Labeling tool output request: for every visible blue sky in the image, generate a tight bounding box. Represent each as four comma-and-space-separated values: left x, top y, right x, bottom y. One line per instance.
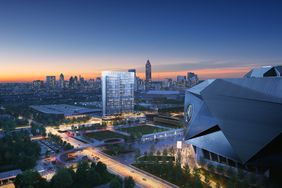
0, 0, 282, 81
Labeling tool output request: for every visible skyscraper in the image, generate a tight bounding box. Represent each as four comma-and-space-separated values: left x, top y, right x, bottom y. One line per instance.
59, 73, 64, 89
69, 76, 74, 89
128, 69, 137, 91
46, 76, 56, 89
145, 60, 151, 81
145, 60, 152, 90
102, 71, 135, 116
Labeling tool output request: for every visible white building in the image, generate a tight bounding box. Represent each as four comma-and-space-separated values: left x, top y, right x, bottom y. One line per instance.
102, 71, 135, 116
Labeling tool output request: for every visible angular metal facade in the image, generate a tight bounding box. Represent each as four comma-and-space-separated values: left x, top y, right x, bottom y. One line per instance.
184, 76, 282, 169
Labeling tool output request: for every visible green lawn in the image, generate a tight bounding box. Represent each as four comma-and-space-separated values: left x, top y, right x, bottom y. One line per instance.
83, 130, 129, 141
119, 125, 167, 137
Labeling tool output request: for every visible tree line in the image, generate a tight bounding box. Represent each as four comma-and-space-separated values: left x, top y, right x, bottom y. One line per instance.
15, 161, 135, 188
0, 131, 40, 171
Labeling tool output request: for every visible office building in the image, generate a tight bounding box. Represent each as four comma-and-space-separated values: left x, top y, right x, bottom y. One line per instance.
128, 69, 137, 91
46, 76, 56, 89
184, 66, 282, 183
145, 60, 152, 90
59, 73, 64, 89
32, 80, 44, 90
163, 78, 173, 88
177, 75, 186, 83
187, 72, 199, 87
102, 71, 135, 116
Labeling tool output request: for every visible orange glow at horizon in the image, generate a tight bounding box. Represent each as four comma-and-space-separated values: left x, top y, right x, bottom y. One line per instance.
0, 66, 251, 82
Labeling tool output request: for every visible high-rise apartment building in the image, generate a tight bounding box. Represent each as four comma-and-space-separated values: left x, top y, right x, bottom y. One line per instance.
46, 76, 56, 89
102, 71, 135, 116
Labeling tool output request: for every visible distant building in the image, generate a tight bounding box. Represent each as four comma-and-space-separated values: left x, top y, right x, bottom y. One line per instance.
177, 75, 186, 83
32, 80, 44, 90
95, 77, 102, 89
150, 81, 162, 90
46, 76, 56, 89
128, 69, 137, 91
30, 104, 101, 119
136, 77, 145, 91
59, 73, 64, 89
69, 76, 75, 89
102, 71, 135, 116
163, 78, 173, 88
187, 72, 199, 87
74, 76, 78, 88
79, 75, 85, 86
145, 60, 152, 90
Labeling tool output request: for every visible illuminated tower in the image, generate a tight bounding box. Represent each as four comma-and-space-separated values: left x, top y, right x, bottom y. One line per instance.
145, 60, 152, 90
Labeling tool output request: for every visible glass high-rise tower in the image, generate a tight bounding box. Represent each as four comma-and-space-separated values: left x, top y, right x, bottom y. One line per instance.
102, 71, 135, 116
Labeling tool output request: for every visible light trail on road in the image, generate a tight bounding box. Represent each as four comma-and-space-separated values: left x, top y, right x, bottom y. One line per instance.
46, 126, 177, 188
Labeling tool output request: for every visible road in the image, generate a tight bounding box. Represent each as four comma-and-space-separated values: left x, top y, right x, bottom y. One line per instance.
83, 148, 176, 188
46, 127, 177, 188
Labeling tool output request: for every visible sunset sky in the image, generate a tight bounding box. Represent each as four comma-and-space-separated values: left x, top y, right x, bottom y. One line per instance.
0, 0, 282, 82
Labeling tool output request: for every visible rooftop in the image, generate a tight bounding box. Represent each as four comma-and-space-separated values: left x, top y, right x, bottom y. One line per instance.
30, 104, 100, 116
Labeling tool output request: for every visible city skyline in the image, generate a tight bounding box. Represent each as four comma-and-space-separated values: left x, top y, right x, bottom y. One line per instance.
1, 0, 282, 82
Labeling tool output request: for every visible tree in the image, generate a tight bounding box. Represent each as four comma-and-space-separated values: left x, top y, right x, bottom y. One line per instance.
110, 176, 123, 188
51, 168, 73, 188
162, 148, 168, 156
15, 170, 49, 188
124, 176, 135, 188
176, 150, 182, 165
216, 165, 224, 175
183, 163, 190, 176
31, 123, 46, 136
1, 119, 16, 132
149, 144, 156, 156
135, 148, 141, 161
207, 163, 215, 173
204, 173, 211, 186
0, 131, 40, 170
194, 176, 203, 188
168, 146, 175, 156
86, 168, 101, 186
75, 161, 89, 183
90, 161, 96, 169
95, 161, 107, 178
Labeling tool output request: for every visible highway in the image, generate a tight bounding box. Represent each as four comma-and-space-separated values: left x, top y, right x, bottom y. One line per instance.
46, 127, 177, 188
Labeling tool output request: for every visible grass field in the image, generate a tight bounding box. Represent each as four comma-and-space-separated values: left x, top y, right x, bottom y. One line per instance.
119, 125, 167, 137
84, 130, 129, 141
